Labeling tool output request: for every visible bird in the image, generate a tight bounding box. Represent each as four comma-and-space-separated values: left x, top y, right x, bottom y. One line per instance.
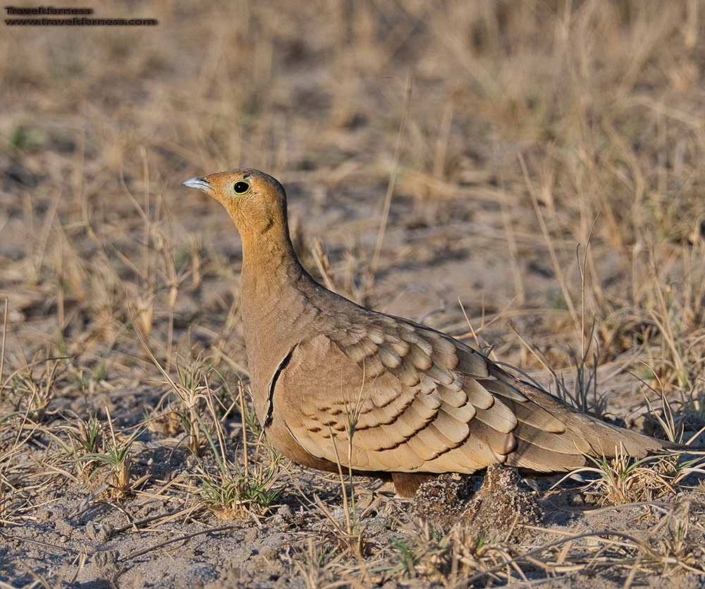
183, 169, 681, 498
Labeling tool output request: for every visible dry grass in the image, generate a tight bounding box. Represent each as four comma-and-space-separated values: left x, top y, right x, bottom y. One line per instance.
1, 0, 705, 586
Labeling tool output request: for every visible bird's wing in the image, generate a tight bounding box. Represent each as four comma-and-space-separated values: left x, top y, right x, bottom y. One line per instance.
275, 312, 662, 474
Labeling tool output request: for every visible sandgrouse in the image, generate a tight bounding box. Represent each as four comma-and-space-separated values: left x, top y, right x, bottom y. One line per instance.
184, 169, 679, 497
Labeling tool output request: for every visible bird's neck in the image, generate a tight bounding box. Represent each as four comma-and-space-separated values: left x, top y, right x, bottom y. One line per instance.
239, 222, 307, 300
237, 222, 319, 421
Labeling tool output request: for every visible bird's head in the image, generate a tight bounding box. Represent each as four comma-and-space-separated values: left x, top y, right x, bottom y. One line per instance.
182, 169, 288, 236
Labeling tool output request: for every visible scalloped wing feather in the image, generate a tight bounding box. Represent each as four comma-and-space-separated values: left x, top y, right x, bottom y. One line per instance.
275, 314, 666, 475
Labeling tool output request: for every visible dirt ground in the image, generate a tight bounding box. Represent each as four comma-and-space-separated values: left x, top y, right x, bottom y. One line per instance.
1, 1, 705, 587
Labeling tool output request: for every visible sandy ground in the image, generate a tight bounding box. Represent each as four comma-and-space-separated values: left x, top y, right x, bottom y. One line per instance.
1, 1, 705, 587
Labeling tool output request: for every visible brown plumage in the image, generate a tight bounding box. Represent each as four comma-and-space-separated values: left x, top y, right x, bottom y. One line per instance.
183, 169, 676, 497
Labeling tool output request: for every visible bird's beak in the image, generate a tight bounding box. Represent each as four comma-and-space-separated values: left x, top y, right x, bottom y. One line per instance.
182, 177, 212, 193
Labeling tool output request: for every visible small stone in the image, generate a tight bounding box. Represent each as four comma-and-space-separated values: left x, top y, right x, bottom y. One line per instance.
568, 493, 585, 507
258, 545, 277, 560
86, 521, 112, 543
243, 528, 258, 543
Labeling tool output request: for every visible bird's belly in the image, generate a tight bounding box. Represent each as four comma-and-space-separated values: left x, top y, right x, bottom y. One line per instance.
265, 412, 341, 473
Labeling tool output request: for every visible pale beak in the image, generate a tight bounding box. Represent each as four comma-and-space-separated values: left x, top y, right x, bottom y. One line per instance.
182, 177, 211, 193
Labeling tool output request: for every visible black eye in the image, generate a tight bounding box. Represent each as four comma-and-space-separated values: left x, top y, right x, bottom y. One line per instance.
234, 181, 250, 194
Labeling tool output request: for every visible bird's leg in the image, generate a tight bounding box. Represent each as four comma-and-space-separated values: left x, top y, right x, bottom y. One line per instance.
392, 473, 437, 498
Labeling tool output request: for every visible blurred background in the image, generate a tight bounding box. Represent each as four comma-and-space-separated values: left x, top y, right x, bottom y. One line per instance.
2, 0, 703, 401
1, 0, 704, 416
2, 1, 705, 585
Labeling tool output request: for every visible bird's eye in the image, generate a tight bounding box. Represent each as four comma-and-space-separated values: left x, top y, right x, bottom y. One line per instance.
233, 181, 250, 194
